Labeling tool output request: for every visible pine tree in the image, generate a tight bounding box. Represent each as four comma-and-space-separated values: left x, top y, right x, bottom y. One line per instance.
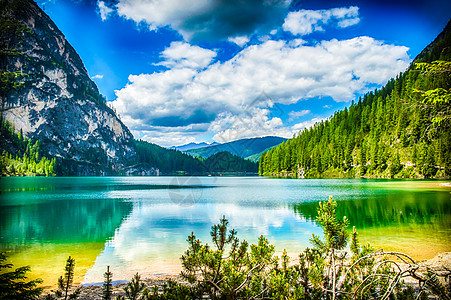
57, 256, 79, 300
0, 252, 43, 299
124, 273, 145, 300
102, 266, 113, 300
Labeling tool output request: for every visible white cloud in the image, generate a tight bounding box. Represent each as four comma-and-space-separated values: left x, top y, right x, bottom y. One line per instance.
136, 131, 198, 148
283, 6, 360, 36
157, 42, 217, 69
92, 74, 104, 79
288, 110, 311, 121
132, 123, 210, 147
97, 1, 113, 21
228, 36, 250, 47
113, 36, 409, 144
209, 108, 293, 143
291, 117, 326, 133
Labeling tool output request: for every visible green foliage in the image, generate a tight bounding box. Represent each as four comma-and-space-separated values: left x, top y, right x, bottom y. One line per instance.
124, 273, 145, 300
0, 115, 56, 176
313, 196, 350, 251
56, 256, 79, 300
103, 266, 113, 300
0, 71, 24, 96
415, 60, 451, 72
259, 58, 451, 179
204, 151, 258, 173
134, 140, 203, 174
0, 252, 43, 300
181, 216, 277, 299
146, 280, 196, 300
389, 152, 402, 177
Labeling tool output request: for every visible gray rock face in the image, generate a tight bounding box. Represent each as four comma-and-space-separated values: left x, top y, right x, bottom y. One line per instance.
0, 0, 137, 175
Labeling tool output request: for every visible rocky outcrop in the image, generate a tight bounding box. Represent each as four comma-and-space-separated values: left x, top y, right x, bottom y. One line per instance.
0, 0, 137, 175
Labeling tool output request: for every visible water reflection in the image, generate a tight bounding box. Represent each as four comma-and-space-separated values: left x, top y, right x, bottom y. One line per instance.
293, 191, 451, 228
83, 200, 316, 284
0, 198, 132, 245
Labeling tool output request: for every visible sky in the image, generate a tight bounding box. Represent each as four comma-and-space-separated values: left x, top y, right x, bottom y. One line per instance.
36, 0, 451, 147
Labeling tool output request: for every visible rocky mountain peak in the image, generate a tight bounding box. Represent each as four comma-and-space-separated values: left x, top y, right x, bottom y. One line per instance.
0, 0, 137, 175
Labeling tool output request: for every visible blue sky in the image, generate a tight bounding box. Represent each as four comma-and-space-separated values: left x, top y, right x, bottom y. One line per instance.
36, 0, 450, 147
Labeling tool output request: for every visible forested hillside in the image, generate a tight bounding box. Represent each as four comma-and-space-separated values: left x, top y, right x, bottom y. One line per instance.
259, 21, 451, 179
134, 140, 258, 175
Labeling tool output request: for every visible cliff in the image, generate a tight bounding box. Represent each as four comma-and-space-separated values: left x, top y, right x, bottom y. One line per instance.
0, 0, 137, 175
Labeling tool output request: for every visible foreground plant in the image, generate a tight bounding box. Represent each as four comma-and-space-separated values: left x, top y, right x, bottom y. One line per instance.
0, 252, 43, 299
124, 273, 145, 300
179, 197, 450, 299
103, 266, 113, 300
181, 215, 277, 299
55, 256, 80, 300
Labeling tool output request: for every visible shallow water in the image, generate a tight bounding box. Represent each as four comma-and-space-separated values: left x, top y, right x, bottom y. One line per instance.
0, 176, 449, 287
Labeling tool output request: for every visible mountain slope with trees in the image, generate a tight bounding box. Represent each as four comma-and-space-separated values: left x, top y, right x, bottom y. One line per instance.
134, 141, 258, 175
259, 20, 451, 179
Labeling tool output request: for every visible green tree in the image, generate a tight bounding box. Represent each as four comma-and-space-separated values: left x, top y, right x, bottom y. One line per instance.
124, 273, 145, 300
57, 256, 79, 300
390, 151, 403, 177
181, 216, 277, 299
0, 252, 43, 300
103, 266, 113, 300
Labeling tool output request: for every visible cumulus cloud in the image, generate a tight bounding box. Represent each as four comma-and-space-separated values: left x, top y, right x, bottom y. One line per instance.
92, 74, 104, 79
157, 42, 216, 70
209, 108, 292, 143
115, 0, 290, 41
228, 36, 250, 47
288, 110, 311, 121
97, 1, 113, 21
283, 6, 360, 36
291, 117, 326, 133
113, 36, 409, 144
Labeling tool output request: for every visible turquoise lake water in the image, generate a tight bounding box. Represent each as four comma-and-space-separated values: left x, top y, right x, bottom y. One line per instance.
0, 176, 449, 286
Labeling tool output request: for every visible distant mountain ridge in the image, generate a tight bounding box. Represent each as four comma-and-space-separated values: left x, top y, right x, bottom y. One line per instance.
185, 136, 287, 161
170, 142, 220, 152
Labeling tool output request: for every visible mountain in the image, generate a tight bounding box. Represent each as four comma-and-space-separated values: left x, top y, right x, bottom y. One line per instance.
0, 0, 263, 176
170, 142, 220, 152
185, 136, 287, 160
0, 0, 136, 175
259, 20, 451, 179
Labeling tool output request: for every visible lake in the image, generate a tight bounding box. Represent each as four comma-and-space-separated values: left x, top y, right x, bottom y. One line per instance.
0, 176, 450, 288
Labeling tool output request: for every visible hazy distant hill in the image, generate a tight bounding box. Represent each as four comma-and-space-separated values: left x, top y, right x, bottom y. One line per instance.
170, 142, 220, 152
185, 136, 287, 160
